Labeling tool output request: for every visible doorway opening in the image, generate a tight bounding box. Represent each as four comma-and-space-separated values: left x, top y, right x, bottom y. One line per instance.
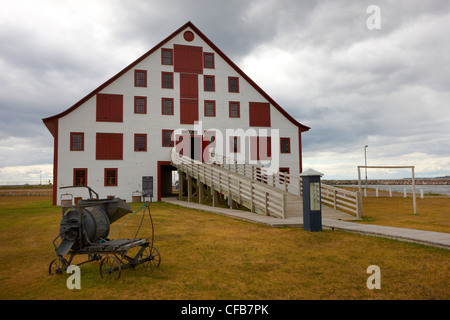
158, 161, 178, 201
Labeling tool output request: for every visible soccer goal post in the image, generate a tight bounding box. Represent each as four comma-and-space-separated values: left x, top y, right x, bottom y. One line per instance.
357, 165, 417, 214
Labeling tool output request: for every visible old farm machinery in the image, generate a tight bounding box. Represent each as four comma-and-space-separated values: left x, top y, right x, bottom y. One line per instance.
49, 186, 161, 280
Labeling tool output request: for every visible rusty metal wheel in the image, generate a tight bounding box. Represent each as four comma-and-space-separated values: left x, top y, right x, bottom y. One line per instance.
49, 256, 68, 275
100, 255, 122, 280
141, 246, 161, 269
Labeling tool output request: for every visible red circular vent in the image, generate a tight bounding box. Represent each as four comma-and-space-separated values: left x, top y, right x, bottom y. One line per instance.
183, 31, 194, 41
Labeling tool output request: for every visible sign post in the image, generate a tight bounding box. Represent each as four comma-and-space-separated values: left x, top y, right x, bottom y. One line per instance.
300, 169, 324, 232
142, 176, 153, 202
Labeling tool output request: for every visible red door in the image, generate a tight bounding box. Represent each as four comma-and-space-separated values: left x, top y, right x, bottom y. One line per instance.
180, 99, 198, 124
174, 45, 203, 74
180, 74, 198, 99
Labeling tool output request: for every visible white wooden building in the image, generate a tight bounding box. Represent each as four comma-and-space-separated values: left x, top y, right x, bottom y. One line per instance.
43, 22, 310, 205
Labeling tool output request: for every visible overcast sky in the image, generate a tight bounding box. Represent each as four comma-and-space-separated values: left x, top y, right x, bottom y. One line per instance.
1, 0, 449, 183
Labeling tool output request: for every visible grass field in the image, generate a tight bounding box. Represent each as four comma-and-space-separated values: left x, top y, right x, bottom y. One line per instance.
358, 196, 450, 233
0, 195, 448, 300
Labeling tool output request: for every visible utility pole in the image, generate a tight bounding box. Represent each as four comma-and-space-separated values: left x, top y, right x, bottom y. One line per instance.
364, 145, 368, 191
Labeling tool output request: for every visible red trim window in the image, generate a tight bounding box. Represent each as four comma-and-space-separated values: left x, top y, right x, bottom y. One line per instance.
204, 52, 214, 69
279, 167, 290, 174
162, 72, 173, 89
204, 75, 215, 92
104, 168, 118, 186
228, 77, 239, 93
280, 138, 291, 153
70, 132, 84, 151
161, 48, 173, 65
230, 136, 241, 153
134, 70, 147, 87
162, 98, 174, 115
162, 130, 174, 147
229, 101, 240, 118
134, 134, 147, 152
204, 100, 215, 117
73, 168, 87, 186
134, 96, 147, 114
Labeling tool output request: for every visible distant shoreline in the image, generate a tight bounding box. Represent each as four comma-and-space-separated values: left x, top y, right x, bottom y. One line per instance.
323, 179, 450, 186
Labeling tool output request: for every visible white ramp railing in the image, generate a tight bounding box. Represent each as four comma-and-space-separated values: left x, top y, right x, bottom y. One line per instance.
171, 151, 288, 219
208, 152, 363, 218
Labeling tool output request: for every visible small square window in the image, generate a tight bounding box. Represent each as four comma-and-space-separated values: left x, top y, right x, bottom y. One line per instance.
280, 138, 291, 153
204, 100, 215, 117
204, 75, 215, 92
279, 167, 290, 174
70, 132, 84, 151
162, 130, 174, 147
204, 53, 214, 68
134, 97, 147, 114
134, 134, 147, 152
162, 48, 173, 65
162, 98, 174, 115
162, 72, 173, 89
228, 77, 239, 93
105, 168, 118, 187
229, 102, 240, 118
73, 168, 87, 186
135, 70, 147, 87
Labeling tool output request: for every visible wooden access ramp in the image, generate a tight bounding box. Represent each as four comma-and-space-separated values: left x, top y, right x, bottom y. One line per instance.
171, 151, 360, 220
172, 151, 300, 219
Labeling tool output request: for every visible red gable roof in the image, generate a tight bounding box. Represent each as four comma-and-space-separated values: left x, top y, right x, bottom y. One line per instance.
42, 21, 310, 136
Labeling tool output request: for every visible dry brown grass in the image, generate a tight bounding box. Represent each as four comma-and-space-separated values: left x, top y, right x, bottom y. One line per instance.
335, 186, 450, 233
357, 196, 450, 233
0, 195, 448, 300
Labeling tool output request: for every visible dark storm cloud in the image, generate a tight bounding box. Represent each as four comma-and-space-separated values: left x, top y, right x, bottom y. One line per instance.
0, 0, 449, 180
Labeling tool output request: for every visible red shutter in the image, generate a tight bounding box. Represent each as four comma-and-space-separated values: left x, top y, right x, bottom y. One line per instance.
249, 102, 270, 127
174, 45, 188, 73
180, 74, 198, 99
259, 137, 272, 160
174, 45, 203, 74
96, 133, 123, 160
110, 96, 123, 122
97, 94, 123, 122
189, 46, 203, 74
250, 137, 258, 160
